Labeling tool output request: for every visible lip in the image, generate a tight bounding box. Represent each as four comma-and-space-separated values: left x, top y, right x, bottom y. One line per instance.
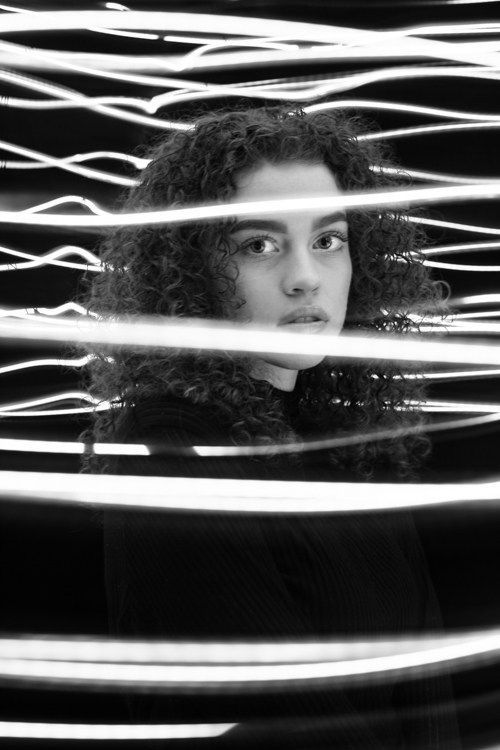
278, 306, 329, 326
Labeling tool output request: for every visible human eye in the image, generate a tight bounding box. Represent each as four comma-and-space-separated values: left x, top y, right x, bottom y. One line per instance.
238, 235, 280, 256
313, 230, 348, 252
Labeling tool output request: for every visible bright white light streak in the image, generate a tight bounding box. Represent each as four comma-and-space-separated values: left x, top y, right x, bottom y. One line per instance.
402, 21, 500, 37
423, 259, 500, 271
407, 368, 500, 380
0, 405, 111, 418
250, 66, 500, 98
19, 195, 109, 216
0, 721, 234, 741
5, 316, 500, 368
409, 216, 500, 236
2, 11, 500, 69
304, 98, 500, 122
90, 27, 161, 41
423, 241, 500, 256
146, 67, 500, 110
449, 0, 500, 4
446, 320, 500, 333
3, 183, 500, 228
376, 165, 500, 185
1, 412, 498, 457
0, 355, 94, 376
360, 121, 500, 141
2, 95, 152, 113
0, 303, 97, 323
2, 63, 499, 133
2, 149, 148, 171
453, 294, 500, 306
3, 629, 498, 665
0, 39, 264, 102
4, 464, 500, 514
184, 38, 298, 60
423, 399, 500, 413
454, 311, 500, 319
0, 139, 136, 187
0, 244, 101, 273
3, 629, 500, 687
0, 391, 101, 413
0, 68, 189, 132
0, 437, 146, 456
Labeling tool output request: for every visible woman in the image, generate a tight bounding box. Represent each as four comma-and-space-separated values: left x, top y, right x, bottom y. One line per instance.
81, 106, 460, 748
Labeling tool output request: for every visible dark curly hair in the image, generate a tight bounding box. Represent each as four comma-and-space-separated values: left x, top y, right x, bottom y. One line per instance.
79, 105, 446, 478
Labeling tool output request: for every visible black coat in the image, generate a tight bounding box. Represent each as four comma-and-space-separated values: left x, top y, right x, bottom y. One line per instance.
103, 393, 461, 749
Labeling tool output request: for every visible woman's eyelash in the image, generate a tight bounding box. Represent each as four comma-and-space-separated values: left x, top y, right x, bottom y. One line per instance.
317, 230, 349, 244
238, 230, 349, 255
238, 234, 277, 254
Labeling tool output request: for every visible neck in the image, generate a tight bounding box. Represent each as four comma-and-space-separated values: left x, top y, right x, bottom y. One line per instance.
250, 359, 298, 392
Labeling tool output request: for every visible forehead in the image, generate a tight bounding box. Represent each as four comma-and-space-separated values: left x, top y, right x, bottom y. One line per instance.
233, 161, 342, 201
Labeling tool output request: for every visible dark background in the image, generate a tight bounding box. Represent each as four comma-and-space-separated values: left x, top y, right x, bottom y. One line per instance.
0, 0, 499, 746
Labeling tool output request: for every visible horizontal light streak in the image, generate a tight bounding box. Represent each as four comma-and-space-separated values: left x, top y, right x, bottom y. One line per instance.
1, 12, 500, 70
422, 399, 500, 412
0, 139, 135, 187
2, 149, 148, 171
19, 195, 108, 216
0, 67, 189, 133
446, 320, 500, 332
2, 469, 500, 514
0, 355, 94, 376
453, 294, 500, 306
3, 628, 497, 665
423, 259, 500, 271
360, 121, 500, 141
2, 632, 500, 688
423, 241, 500, 256
454, 311, 500, 319
0, 244, 101, 273
409, 216, 500, 235
3, 63, 499, 135
304, 98, 500, 122
0, 406, 110, 418
0, 437, 146, 456
4, 316, 500, 367
0, 721, 234, 741
409, 368, 500, 380
0, 302, 93, 319
2, 183, 500, 228
0, 392, 102, 413
2, 94, 153, 113
1, 410, 498, 455
402, 21, 500, 36
376, 165, 500, 185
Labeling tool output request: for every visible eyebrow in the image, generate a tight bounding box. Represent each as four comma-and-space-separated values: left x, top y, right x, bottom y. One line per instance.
230, 212, 348, 234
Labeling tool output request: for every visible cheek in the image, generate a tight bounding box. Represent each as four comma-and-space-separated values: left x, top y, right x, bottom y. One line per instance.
234, 269, 273, 318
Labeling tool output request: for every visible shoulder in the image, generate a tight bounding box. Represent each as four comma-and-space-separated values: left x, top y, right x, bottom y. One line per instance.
114, 395, 223, 446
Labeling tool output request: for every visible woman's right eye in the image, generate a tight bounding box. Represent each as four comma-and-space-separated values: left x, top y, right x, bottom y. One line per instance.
239, 236, 279, 256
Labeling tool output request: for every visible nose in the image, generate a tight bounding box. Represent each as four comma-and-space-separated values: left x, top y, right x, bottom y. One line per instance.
281, 247, 321, 296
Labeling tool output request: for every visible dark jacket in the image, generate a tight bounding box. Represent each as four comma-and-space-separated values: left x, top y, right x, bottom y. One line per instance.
103, 391, 461, 749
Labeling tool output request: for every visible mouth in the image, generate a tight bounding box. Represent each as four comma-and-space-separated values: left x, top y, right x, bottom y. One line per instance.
278, 307, 329, 326
286, 316, 323, 324
282, 318, 327, 330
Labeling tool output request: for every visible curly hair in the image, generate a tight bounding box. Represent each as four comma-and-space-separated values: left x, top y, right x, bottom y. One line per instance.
79, 105, 447, 478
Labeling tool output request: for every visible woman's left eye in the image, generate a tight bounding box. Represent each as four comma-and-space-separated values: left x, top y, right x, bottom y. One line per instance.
313, 232, 347, 251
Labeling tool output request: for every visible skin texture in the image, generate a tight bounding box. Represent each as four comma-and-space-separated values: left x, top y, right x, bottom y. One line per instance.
229, 161, 352, 391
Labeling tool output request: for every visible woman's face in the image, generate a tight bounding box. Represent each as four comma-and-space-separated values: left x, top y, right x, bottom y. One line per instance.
226, 160, 352, 391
